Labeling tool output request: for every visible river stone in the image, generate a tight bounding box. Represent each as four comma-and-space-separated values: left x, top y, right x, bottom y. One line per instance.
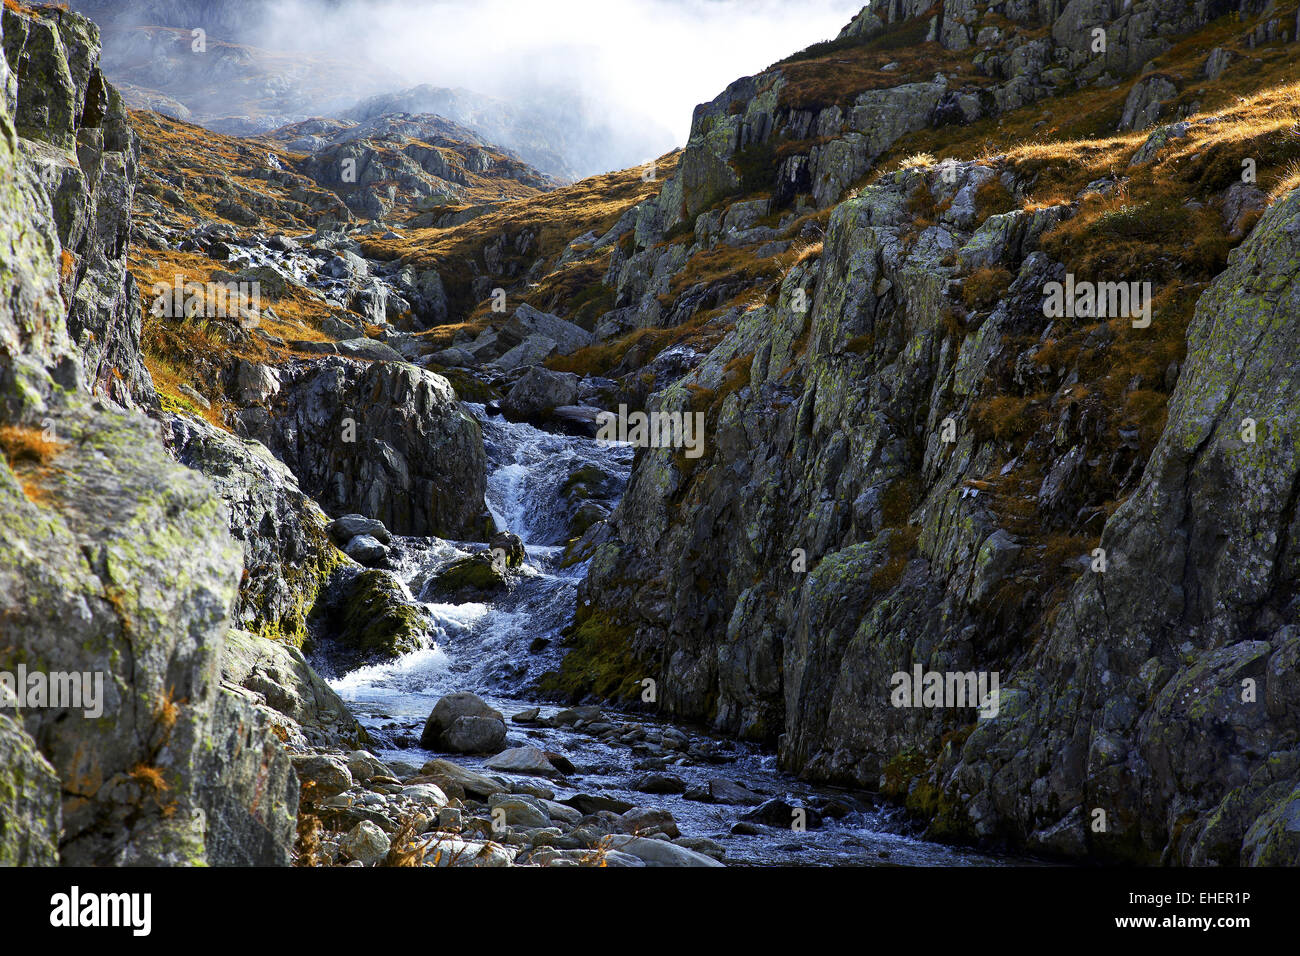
502, 366, 580, 420
632, 772, 687, 794
344, 533, 388, 565
423, 837, 516, 867
347, 750, 393, 783
618, 807, 680, 838
541, 799, 584, 824
488, 793, 551, 829
340, 820, 390, 865
442, 715, 508, 754
550, 705, 603, 726
708, 778, 765, 805
400, 784, 449, 808
615, 836, 725, 867
328, 514, 392, 544
420, 692, 506, 752
561, 793, 634, 815
743, 799, 823, 829
292, 754, 353, 801
418, 759, 503, 798
484, 745, 562, 777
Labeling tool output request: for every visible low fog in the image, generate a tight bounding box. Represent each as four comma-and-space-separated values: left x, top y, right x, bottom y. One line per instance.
73, 0, 860, 177
258, 0, 861, 143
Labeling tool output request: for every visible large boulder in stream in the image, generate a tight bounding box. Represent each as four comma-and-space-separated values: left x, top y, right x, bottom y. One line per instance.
503, 366, 580, 421
420, 693, 507, 754
316, 567, 434, 668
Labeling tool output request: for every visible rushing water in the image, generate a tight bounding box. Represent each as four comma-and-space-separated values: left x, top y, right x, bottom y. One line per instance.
330, 406, 1016, 865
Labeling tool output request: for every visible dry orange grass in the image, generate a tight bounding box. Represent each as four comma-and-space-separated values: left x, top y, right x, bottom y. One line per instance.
0, 424, 67, 504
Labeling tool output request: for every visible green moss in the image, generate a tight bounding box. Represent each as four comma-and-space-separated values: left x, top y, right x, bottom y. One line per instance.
431, 553, 508, 594
539, 609, 642, 702
327, 569, 429, 660
250, 518, 346, 649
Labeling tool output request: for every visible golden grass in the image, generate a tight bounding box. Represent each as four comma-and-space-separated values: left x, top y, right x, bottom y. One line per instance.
361, 150, 681, 322
0, 424, 66, 505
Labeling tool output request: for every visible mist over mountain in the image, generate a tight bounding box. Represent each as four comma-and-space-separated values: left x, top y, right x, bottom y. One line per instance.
70, 0, 861, 179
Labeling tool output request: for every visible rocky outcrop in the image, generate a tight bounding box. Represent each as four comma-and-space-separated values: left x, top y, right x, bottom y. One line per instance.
235, 357, 490, 539
578, 110, 1300, 866
221, 629, 367, 750
4, 5, 154, 409
163, 412, 346, 646
0, 714, 61, 866
947, 187, 1300, 864
0, 6, 303, 867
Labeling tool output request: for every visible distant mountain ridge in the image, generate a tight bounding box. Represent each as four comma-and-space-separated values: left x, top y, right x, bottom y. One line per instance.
66, 0, 670, 179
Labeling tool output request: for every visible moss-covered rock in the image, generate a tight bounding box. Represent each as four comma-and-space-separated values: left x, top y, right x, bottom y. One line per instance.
0, 713, 61, 866
317, 567, 432, 667
539, 609, 644, 703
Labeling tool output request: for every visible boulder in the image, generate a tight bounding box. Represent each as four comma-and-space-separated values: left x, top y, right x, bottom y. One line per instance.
615, 836, 724, 867
489, 334, 558, 371
327, 514, 392, 545
291, 754, 353, 801
500, 303, 592, 355
488, 793, 551, 829
632, 773, 687, 795
318, 568, 432, 667
502, 366, 580, 420
237, 357, 488, 539
483, 745, 563, 777
400, 784, 449, 808
707, 778, 765, 805
1119, 73, 1179, 131
339, 821, 390, 865
419, 693, 506, 752
344, 533, 388, 565
418, 758, 504, 799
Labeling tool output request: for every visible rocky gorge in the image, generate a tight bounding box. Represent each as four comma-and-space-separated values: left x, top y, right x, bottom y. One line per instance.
2, 0, 1300, 870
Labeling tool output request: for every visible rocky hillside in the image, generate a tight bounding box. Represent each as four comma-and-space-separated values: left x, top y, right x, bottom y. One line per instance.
459, 0, 1298, 865
0, 2, 488, 865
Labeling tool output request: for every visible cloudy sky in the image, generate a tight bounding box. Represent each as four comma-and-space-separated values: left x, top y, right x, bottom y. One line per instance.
265, 0, 863, 144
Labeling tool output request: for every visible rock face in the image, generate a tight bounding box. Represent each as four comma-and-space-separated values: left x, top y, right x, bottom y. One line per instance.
221, 629, 367, 750
952, 189, 1300, 865
578, 113, 1300, 865
0, 5, 302, 866
163, 412, 345, 646
0, 714, 61, 866
3, 5, 154, 410
236, 357, 489, 539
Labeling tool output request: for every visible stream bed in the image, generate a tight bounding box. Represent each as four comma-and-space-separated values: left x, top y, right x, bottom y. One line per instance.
330, 407, 1019, 865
